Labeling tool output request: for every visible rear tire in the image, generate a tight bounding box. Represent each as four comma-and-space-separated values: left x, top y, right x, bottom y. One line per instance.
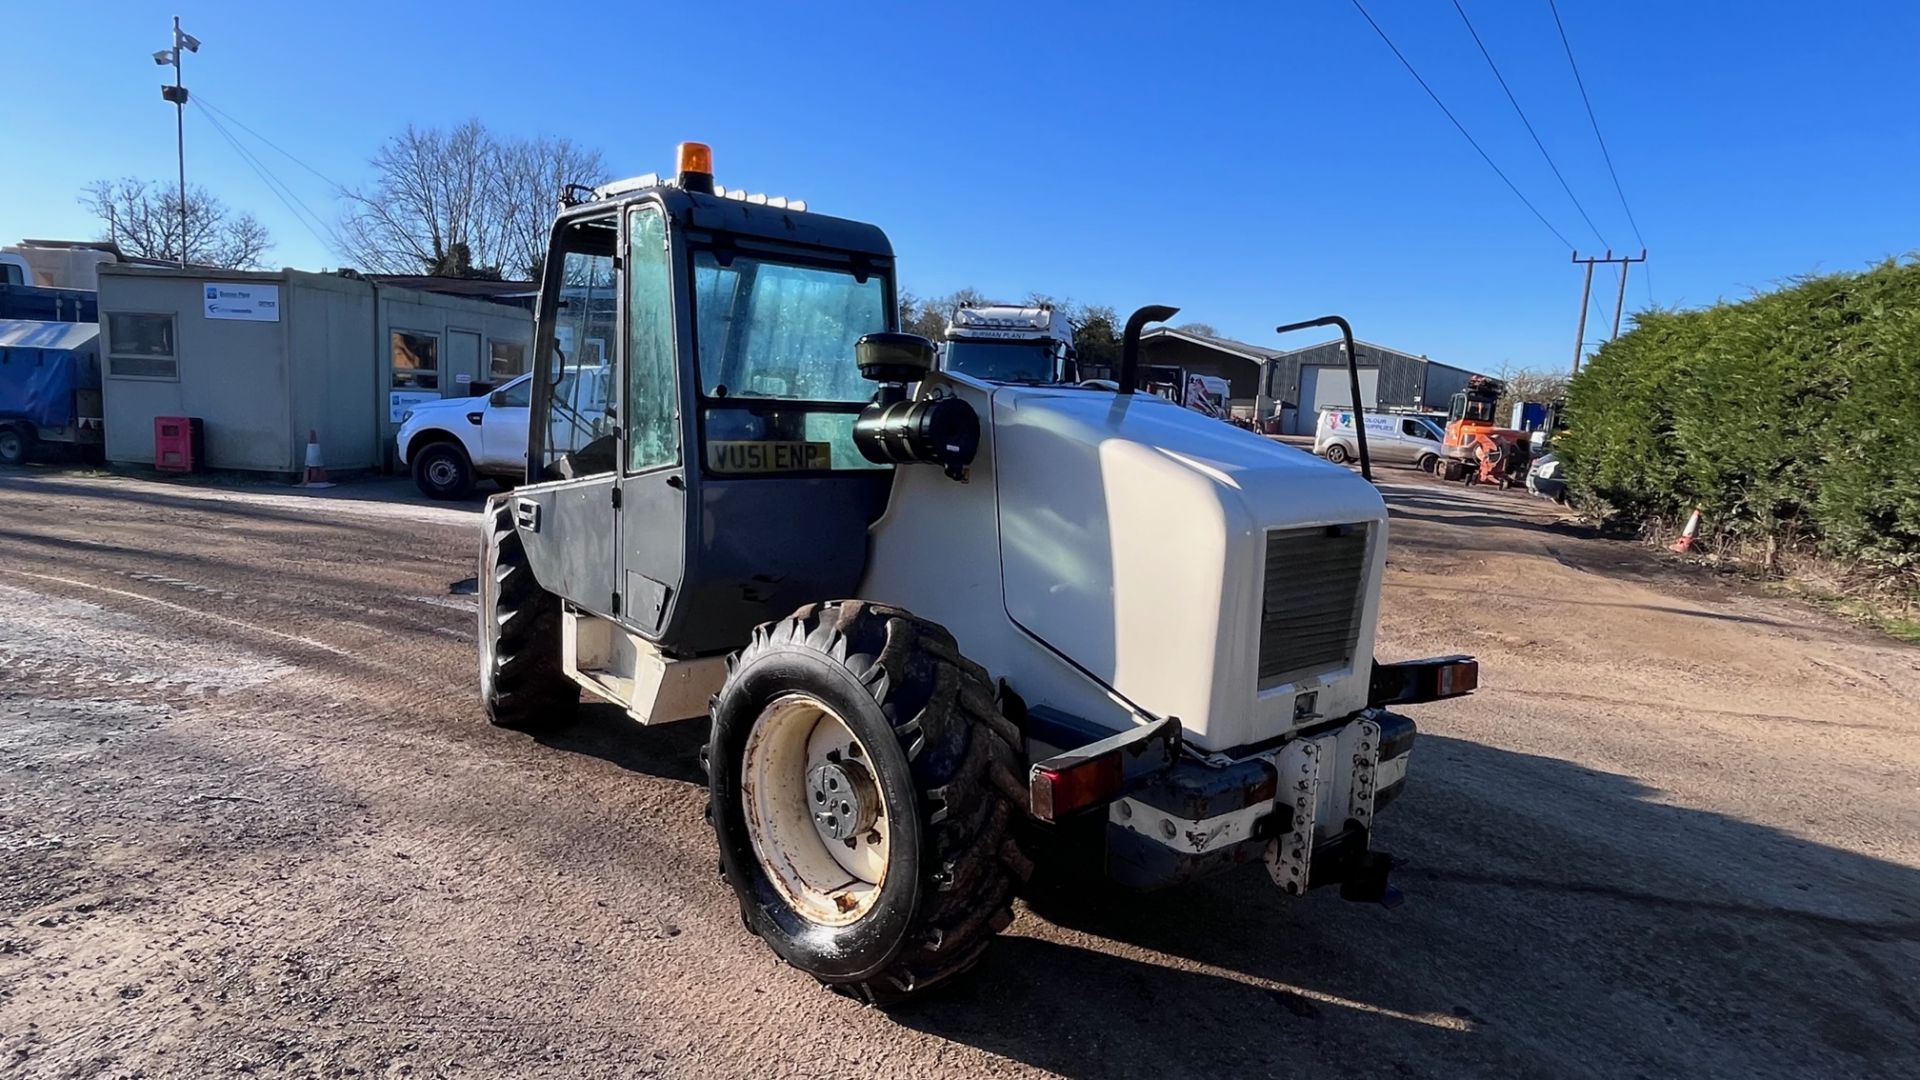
0, 425, 32, 466
1325, 444, 1350, 465
707, 601, 1031, 1004
413, 440, 474, 500
479, 497, 578, 732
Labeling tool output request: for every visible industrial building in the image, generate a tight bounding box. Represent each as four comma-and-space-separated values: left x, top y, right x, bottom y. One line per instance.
97, 265, 533, 476
1134, 327, 1486, 434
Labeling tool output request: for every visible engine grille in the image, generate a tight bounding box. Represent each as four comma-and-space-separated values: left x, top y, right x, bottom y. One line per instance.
1258, 524, 1370, 689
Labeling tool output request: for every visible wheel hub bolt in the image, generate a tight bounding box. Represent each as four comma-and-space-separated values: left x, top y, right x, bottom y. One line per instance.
807, 760, 877, 842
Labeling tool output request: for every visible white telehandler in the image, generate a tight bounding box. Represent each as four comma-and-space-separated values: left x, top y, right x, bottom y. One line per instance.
479, 143, 1478, 1003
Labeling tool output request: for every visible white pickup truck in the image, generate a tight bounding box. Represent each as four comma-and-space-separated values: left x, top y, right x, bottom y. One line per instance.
394, 374, 534, 498
397, 366, 613, 498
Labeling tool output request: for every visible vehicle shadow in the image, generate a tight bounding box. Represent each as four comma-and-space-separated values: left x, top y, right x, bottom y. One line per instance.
535, 699, 708, 786
892, 735, 1920, 1080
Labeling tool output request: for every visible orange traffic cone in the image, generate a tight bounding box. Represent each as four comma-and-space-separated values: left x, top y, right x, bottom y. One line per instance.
1669, 506, 1703, 553
301, 429, 334, 489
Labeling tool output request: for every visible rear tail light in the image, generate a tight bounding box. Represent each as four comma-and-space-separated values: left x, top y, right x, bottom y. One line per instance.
1030, 753, 1123, 823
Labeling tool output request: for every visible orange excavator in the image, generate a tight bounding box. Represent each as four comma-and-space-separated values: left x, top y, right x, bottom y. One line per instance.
1437, 375, 1531, 487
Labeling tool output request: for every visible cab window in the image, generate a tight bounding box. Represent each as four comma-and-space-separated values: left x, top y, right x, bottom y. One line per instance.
694, 254, 881, 402
627, 205, 679, 472
495, 376, 532, 408
539, 217, 619, 476
692, 251, 889, 473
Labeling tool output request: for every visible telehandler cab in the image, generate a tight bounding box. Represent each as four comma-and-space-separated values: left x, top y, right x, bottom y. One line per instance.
480, 143, 1479, 1002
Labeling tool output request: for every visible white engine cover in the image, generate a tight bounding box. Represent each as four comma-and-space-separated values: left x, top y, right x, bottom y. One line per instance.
860, 375, 1388, 754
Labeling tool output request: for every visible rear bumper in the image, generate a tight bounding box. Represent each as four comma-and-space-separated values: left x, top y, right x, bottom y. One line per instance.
1103, 709, 1414, 893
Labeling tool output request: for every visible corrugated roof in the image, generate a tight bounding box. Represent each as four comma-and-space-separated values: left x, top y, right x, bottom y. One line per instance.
1139, 326, 1281, 362
1276, 337, 1488, 378
0, 319, 98, 350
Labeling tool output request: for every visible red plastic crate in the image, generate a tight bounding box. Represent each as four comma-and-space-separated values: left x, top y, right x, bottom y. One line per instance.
154, 416, 204, 473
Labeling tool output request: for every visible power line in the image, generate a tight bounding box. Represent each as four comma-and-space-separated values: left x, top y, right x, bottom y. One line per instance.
192, 101, 342, 256
193, 103, 331, 239
1348, 0, 1575, 251
193, 93, 350, 195
1548, 0, 1650, 290
1451, 0, 1608, 248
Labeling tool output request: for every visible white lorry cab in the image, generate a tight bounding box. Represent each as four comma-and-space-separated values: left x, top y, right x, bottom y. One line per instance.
940, 304, 1075, 384
1315, 408, 1445, 470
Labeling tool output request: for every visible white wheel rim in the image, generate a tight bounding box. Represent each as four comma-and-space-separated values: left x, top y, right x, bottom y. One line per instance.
741, 693, 891, 926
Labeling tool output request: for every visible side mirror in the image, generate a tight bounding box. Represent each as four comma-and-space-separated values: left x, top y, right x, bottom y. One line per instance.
488, 390, 509, 407
855, 332, 935, 384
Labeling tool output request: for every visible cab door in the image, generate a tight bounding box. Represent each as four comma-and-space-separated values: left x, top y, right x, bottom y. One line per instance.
616, 203, 687, 638
477, 375, 532, 473
519, 213, 623, 617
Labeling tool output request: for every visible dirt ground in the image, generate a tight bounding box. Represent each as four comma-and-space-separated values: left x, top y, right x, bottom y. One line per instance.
1, 466, 1915, 1079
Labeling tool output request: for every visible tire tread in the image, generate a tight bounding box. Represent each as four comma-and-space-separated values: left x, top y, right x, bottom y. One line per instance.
480, 499, 577, 732
724, 599, 1029, 1004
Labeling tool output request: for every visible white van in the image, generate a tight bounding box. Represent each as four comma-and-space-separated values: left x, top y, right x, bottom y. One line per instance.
1314, 408, 1445, 471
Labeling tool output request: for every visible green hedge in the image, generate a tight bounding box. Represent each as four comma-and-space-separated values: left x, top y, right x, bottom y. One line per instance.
1559, 259, 1920, 568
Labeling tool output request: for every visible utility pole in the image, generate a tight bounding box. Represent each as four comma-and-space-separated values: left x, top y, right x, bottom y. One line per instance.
154, 16, 200, 268
1569, 248, 1647, 373
1610, 257, 1633, 341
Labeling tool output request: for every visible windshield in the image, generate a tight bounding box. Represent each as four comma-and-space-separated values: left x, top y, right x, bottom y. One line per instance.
944, 339, 1056, 383
1461, 396, 1498, 423
693, 252, 887, 401
691, 249, 891, 474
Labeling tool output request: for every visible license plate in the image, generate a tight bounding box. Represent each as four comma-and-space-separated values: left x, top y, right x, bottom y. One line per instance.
707, 440, 832, 473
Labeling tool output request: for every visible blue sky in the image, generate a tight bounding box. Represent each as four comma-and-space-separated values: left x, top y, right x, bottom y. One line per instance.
6, 1, 1916, 373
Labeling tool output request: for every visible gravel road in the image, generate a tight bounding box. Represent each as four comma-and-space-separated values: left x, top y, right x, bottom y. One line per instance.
1, 468, 1915, 1079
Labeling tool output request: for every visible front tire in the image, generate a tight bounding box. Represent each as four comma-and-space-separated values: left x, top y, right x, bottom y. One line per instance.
413, 440, 474, 500
707, 601, 1030, 1004
1325, 443, 1350, 465
479, 497, 578, 732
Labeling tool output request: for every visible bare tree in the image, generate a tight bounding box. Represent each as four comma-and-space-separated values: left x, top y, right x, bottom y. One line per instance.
79, 178, 272, 269
1492, 364, 1571, 419
1175, 322, 1220, 338
494, 135, 607, 280
339, 122, 607, 280
898, 287, 991, 340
